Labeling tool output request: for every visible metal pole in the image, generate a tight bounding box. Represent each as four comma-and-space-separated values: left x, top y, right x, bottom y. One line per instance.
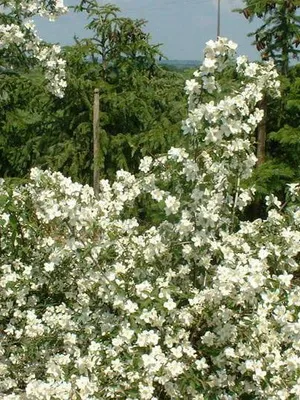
217, 0, 221, 38
93, 88, 100, 199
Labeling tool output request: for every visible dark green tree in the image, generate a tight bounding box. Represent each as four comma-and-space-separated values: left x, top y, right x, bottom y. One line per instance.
0, 3, 186, 184
73, 0, 162, 80
234, 1, 300, 219
242, 64, 300, 221
237, 0, 300, 75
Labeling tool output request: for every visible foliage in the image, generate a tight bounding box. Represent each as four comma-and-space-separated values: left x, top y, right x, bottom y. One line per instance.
236, 0, 300, 75
250, 64, 300, 199
2, 38, 300, 400
0, 0, 67, 96
0, 70, 50, 178
0, 2, 186, 184
73, 0, 162, 80
234, 1, 300, 214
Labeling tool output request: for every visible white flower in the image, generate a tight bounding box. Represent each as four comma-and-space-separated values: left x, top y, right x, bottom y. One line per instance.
136, 281, 153, 299
244, 62, 259, 77
195, 357, 209, 371
258, 247, 269, 260
44, 262, 55, 272
123, 300, 138, 314
165, 195, 180, 215
236, 55, 248, 68
165, 360, 185, 378
1, 36, 295, 400
136, 330, 159, 347
202, 75, 217, 94
224, 347, 236, 358
184, 79, 201, 94
163, 297, 176, 311
139, 382, 155, 400
151, 188, 164, 201
168, 147, 188, 161
202, 57, 216, 73
278, 272, 293, 287
139, 156, 153, 173
227, 40, 238, 50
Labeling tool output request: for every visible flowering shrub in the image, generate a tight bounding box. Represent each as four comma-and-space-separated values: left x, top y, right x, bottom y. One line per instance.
1, 38, 300, 399
0, 1, 67, 97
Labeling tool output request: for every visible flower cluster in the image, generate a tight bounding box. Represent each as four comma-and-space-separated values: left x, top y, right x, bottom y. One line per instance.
1, 38, 300, 399
0, 1, 67, 97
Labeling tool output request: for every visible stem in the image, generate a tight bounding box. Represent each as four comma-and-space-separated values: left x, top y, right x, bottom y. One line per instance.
231, 175, 241, 231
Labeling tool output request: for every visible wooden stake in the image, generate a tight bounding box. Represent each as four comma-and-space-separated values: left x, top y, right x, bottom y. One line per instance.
93, 88, 100, 198
217, 0, 221, 38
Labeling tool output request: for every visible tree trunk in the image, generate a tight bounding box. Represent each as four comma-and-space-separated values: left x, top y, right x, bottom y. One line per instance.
250, 95, 268, 219
256, 96, 267, 166
281, 2, 289, 76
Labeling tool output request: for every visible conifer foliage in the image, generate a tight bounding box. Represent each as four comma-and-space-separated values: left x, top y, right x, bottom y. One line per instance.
237, 0, 300, 75
0, 1, 186, 183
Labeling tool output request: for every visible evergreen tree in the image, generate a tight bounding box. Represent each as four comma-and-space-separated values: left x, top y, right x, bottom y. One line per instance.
73, 0, 162, 80
0, 4, 187, 184
237, 0, 300, 75
234, 1, 300, 219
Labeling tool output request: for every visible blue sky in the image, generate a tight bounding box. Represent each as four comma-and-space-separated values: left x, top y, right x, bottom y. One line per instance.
35, 0, 261, 60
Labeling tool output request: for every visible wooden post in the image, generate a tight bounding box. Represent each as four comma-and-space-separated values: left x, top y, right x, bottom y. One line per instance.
93, 88, 100, 198
217, 0, 221, 38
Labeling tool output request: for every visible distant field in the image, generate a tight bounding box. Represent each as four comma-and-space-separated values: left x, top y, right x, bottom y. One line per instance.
159, 59, 200, 70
